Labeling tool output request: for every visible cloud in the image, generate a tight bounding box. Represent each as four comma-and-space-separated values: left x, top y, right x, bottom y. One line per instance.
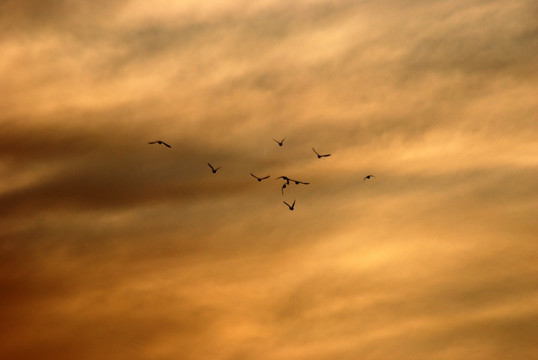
0, 0, 536, 359
0, 0, 126, 35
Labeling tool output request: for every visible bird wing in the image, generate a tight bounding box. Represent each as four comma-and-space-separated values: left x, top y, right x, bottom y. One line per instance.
283, 201, 290, 207
272, 138, 280, 144
208, 163, 214, 170
292, 200, 296, 207
148, 141, 158, 144
312, 148, 319, 155
215, 167, 221, 171
322, 153, 331, 157
261, 175, 270, 180
281, 137, 287, 143
250, 173, 257, 179
163, 142, 171, 148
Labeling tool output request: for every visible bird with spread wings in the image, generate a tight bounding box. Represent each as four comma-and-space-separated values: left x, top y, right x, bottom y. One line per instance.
250, 173, 270, 182
273, 137, 286, 146
312, 147, 330, 158
148, 140, 171, 148
283, 200, 296, 210
208, 163, 221, 173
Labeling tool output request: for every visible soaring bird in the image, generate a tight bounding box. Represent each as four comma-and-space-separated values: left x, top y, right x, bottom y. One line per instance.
250, 173, 270, 182
289, 178, 310, 185
273, 137, 287, 146
312, 148, 330, 158
363, 175, 376, 181
283, 200, 296, 211
276, 176, 290, 185
148, 140, 171, 148
208, 163, 221, 173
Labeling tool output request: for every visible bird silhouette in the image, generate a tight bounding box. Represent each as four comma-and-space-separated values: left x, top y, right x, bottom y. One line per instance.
283, 200, 296, 210
273, 137, 287, 146
250, 173, 270, 182
363, 175, 376, 181
276, 176, 290, 185
148, 140, 171, 148
289, 178, 310, 185
281, 183, 287, 195
312, 148, 330, 158
208, 163, 221, 173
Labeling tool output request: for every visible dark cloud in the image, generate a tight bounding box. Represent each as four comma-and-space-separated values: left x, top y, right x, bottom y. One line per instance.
0, 0, 126, 34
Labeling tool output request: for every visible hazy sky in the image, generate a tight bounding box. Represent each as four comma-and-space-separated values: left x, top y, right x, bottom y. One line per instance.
1, 0, 537, 359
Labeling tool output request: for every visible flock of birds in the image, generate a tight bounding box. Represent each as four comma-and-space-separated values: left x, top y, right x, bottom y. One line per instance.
149, 137, 375, 211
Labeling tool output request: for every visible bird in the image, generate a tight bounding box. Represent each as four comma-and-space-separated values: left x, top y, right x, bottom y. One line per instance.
281, 183, 287, 195
312, 148, 330, 158
363, 175, 376, 181
276, 176, 290, 185
289, 178, 310, 185
250, 173, 270, 182
273, 137, 287, 146
208, 163, 221, 173
283, 200, 296, 210
148, 140, 171, 148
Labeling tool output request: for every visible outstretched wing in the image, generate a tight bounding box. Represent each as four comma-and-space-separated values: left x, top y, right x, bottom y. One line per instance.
208, 163, 215, 171
292, 200, 296, 207
250, 173, 258, 179
312, 147, 319, 156
261, 175, 270, 180
162, 142, 171, 148
321, 153, 331, 157
283, 201, 290, 207
148, 141, 159, 144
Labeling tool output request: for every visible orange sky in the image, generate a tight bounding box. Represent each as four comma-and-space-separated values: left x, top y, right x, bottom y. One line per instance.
1, 0, 537, 359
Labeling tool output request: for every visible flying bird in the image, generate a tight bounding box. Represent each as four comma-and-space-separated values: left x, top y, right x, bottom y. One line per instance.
312, 148, 330, 158
281, 183, 287, 195
277, 176, 290, 185
208, 163, 221, 173
250, 173, 270, 182
273, 137, 287, 146
148, 140, 171, 148
289, 178, 310, 185
363, 175, 376, 181
283, 200, 296, 211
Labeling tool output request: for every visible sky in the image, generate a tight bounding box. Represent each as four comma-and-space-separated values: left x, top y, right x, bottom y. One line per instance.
0, 0, 537, 359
